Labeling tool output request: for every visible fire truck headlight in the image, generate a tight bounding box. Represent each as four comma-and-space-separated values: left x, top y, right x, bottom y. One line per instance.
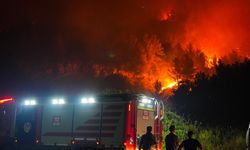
14, 138, 18, 143
24, 100, 37, 106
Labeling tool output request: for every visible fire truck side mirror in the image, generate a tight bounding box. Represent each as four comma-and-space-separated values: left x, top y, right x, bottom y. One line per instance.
154, 100, 159, 120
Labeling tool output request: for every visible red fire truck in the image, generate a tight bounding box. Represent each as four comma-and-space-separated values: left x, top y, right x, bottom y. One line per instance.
0, 93, 164, 150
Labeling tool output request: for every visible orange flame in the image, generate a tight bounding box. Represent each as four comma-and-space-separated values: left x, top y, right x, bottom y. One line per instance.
162, 81, 178, 90
206, 56, 219, 69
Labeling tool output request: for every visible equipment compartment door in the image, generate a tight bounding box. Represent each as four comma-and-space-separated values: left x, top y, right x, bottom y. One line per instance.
16, 107, 37, 144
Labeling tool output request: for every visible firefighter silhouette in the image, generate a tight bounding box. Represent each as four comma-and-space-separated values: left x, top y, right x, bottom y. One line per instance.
139, 126, 157, 150
165, 125, 179, 150
178, 131, 203, 150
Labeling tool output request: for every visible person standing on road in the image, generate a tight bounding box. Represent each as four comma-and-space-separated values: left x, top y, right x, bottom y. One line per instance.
139, 126, 157, 150
165, 125, 179, 150
178, 131, 203, 150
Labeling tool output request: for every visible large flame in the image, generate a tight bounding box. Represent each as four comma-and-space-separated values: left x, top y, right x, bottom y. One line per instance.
92, 35, 218, 93
161, 80, 178, 92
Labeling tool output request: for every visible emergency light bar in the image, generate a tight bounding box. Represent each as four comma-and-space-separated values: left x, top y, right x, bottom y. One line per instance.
138, 97, 154, 111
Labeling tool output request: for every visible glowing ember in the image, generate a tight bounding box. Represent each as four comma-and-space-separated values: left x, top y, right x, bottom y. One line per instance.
160, 10, 173, 21
206, 56, 219, 69
207, 57, 215, 69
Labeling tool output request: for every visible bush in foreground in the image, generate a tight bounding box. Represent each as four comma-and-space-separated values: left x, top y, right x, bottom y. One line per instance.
162, 109, 245, 150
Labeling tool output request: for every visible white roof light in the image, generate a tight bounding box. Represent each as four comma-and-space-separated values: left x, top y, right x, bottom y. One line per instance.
52, 99, 58, 104
30, 100, 36, 105
24, 100, 30, 105
81, 98, 88, 103
58, 99, 65, 104
24, 99, 37, 106
81, 97, 96, 104
88, 97, 95, 103
52, 98, 65, 105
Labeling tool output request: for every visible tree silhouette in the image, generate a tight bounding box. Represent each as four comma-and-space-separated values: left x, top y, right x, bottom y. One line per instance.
169, 60, 250, 129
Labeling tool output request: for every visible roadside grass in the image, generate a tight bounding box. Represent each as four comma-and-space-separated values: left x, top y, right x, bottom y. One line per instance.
162, 109, 245, 150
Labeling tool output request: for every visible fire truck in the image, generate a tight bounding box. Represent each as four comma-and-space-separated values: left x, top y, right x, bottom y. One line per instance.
0, 93, 164, 150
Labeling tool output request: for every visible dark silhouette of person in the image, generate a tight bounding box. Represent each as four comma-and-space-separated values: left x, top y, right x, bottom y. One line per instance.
139, 126, 157, 150
178, 131, 203, 150
165, 125, 179, 150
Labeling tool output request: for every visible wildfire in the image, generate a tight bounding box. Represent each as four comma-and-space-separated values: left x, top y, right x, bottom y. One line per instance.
161, 81, 178, 91
206, 56, 219, 69
92, 35, 224, 95
28, 0, 250, 96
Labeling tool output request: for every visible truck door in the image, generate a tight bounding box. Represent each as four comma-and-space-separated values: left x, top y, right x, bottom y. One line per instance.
16, 107, 38, 144
41, 104, 73, 145
136, 97, 155, 147
0, 97, 15, 138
